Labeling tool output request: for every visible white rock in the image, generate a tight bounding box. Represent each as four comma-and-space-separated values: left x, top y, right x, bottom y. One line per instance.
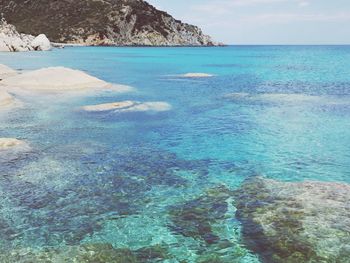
82, 101, 172, 113
0, 19, 51, 52
30, 34, 51, 51
1, 67, 127, 92
181, 73, 214, 78
0, 64, 17, 79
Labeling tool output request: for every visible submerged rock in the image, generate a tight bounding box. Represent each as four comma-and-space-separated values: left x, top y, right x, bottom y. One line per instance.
169, 186, 234, 244
233, 177, 350, 263
0, 138, 28, 150
0, 138, 30, 162
82, 100, 171, 113
0, 147, 207, 246
1, 67, 131, 93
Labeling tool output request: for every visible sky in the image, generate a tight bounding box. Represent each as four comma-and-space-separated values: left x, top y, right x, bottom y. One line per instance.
147, 0, 350, 44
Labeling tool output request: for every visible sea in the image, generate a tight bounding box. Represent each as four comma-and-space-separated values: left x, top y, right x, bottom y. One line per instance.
0, 45, 349, 262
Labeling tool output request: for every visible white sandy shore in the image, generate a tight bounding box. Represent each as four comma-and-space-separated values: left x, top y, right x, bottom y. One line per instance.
82, 101, 172, 113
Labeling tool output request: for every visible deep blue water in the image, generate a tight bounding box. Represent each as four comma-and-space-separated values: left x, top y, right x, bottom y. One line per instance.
0, 46, 350, 262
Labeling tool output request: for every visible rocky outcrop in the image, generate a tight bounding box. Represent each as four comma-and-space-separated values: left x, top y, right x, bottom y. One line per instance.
0, 0, 215, 46
0, 67, 131, 93
0, 19, 51, 52
233, 177, 350, 263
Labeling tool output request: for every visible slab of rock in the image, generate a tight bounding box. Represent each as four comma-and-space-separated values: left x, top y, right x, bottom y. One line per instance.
0, 64, 17, 79
82, 101, 171, 113
0, 90, 17, 108
233, 177, 350, 263
1, 67, 130, 93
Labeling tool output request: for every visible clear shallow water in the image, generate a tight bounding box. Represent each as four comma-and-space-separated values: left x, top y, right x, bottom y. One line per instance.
0, 46, 350, 262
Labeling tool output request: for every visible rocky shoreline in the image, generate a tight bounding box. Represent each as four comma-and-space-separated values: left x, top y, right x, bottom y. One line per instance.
0, 0, 217, 46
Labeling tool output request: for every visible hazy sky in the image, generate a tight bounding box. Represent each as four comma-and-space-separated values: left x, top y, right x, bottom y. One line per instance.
147, 0, 350, 44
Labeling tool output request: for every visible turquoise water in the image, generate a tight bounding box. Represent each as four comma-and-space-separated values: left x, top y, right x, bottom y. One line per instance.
0, 46, 350, 262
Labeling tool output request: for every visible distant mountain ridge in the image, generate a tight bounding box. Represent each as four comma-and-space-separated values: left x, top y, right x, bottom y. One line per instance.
0, 0, 216, 46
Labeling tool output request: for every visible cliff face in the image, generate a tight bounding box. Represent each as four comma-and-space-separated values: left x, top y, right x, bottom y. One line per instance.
0, 0, 215, 46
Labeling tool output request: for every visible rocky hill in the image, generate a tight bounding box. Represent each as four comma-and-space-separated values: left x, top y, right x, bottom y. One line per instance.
0, 0, 215, 46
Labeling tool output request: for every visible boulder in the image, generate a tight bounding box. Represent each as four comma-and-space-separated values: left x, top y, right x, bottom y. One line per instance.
30, 34, 51, 51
